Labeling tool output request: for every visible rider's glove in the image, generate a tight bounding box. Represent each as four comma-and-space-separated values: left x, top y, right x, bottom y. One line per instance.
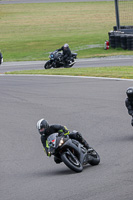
63, 126, 70, 135
47, 151, 51, 157
63, 129, 70, 135
58, 126, 70, 136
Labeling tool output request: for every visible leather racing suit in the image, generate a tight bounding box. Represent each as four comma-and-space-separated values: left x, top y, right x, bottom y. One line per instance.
125, 98, 133, 126
41, 125, 89, 157
57, 46, 72, 66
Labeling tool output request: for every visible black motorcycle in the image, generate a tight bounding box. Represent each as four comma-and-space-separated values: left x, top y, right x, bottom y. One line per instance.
47, 132, 100, 173
44, 50, 77, 69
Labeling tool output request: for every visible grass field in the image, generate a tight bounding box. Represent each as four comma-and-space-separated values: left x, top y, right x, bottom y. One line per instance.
1, 2, 133, 62
6, 66, 133, 79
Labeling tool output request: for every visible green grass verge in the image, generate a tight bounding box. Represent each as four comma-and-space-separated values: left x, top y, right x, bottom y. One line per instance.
1, 2, 133, 62
6, 66, 133, 79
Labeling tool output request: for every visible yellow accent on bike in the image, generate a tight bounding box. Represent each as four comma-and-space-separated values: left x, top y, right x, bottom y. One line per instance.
46, 140, 49, 148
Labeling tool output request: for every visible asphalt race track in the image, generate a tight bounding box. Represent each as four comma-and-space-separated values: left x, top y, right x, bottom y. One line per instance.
1, 0, 133, 199
0, 55, 133, 73
0, 70, 133, 200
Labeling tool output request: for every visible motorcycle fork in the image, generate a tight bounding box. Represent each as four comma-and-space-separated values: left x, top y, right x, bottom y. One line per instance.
66, 148, 78, 160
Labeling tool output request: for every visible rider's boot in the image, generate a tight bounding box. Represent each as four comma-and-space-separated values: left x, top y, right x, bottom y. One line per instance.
54, 156, 62, 164
69, 131, 92, 152
76, 132, 91, 151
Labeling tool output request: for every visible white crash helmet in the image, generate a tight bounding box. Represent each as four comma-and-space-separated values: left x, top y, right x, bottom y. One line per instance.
64, 43, 69, 48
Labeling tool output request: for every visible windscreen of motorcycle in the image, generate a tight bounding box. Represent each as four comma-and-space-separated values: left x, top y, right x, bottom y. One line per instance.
47, 133, 58, 148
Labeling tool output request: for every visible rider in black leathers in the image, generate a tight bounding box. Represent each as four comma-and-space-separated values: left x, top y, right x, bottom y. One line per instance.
0, 51, 3, 65
57, 43, 72, 67
37, 119, 90, 163
125, 87, 133, 126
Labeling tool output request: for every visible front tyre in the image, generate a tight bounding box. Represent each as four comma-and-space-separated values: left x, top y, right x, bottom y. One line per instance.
44, 61, 52, 69
61, 151, 83, 173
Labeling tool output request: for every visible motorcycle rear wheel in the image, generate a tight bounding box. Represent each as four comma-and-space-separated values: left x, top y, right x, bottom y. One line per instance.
64, 64, 73, 68
88, 149, 100, 166
44, 61, 52, 69
61, 151, 83, 173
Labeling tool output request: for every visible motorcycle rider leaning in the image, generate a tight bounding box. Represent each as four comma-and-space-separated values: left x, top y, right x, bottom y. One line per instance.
125, 87, 133, 126
37, 119, 90, 163
0, 50, 3, 65
56, 43, 72, 67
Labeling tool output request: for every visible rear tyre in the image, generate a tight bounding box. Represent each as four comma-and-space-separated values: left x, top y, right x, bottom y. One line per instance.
61, 151, 83, 173
88, 149, 100, 166
64, 61, 74, 68
44, 61, 52, 69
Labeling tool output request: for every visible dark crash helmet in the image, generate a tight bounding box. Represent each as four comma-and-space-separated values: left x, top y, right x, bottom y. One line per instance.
126, 87, 133, 100
37, 119, 49, 135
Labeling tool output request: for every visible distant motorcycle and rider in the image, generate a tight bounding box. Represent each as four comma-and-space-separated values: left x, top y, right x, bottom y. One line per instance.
0, 50, 3, 65
44, 44, 77, 69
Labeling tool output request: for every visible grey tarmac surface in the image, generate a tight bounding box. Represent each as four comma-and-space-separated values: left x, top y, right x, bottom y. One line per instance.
0, 56, 133, 73
0, 0, 133, 199
0, 74, 133, 200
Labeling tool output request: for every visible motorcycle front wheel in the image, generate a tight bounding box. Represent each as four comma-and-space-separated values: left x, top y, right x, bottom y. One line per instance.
61, 151, 83, 173
44, 61, 52, 69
